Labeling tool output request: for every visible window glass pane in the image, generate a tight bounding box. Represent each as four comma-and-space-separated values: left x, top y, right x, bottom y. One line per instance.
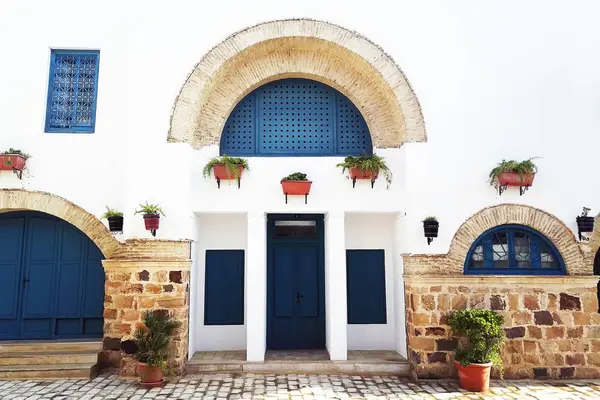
491, 231, 509, 268
470, 245, 484, 268
513, 231, 531, 268
539, 241, 558, 269
274, 220, 316, 237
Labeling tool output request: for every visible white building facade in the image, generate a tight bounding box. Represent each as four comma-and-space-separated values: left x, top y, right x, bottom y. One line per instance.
1, 0, 600, 379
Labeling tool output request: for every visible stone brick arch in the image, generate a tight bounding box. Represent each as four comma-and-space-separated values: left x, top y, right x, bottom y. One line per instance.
0, 189, 120, 258
168, 18, 426, 149
449, 204, 586, 275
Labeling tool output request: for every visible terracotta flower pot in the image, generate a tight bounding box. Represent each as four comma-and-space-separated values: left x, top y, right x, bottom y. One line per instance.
497, 172, 535, 187
423, 220, 439, 238
143, 215, 160, 231
454, 360, 492, 392
349, 167, 378, 180
0, 154, 26, 171
576, 216, 595, 233
281, 180, 312, 195
107, 216, 124, 232
212, 164, 244, 180
137, 362, 163, 385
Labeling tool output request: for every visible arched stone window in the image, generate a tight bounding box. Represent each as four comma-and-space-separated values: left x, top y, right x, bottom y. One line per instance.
219, 78, 372, 157
465, 224, 566, 275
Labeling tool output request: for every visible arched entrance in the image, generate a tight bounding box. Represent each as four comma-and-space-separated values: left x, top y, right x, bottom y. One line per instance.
0, 211, 105, 340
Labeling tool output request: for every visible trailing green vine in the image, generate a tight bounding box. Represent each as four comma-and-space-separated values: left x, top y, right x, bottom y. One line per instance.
336, 154, 393, 188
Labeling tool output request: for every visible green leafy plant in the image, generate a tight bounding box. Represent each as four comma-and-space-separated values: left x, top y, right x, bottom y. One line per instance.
202, 155, 249, 180
133, 310, 182, 371
336, 154, 393, 188
282, 172, 308, 181
447, 309, 505, 375
135, 202, 166, 217
102, 206, 123, 219
488, 158, 538, 186
1, 148, 30, 159
423, 216, 437, 222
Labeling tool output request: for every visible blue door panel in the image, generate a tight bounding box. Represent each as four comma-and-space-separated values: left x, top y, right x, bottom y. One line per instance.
0, 218, 24, 320
61, 225, 83, 261
21, 319, 52, 339
204, 250, 245, 325
23, 262, 55, 317
83, 259, 105, 317
296, 246, 318, 318
274, 247, 295, 318
28, 218, 56, 260
56, 262, 81, 317
346, 250, 387, 324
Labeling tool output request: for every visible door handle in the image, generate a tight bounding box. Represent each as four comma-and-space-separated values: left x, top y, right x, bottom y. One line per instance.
22, 278, 29, 286
296, 292, 304, 304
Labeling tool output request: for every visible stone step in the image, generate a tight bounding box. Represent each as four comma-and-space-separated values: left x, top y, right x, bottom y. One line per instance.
0, 350, 98, 366
0, 363, 96, 380
0, 340, 102, 353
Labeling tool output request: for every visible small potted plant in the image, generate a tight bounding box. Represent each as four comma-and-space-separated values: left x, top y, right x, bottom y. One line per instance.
336, 154, 392, 188
281, 172, 312, 204
133, 310, 182, 388
135, 202, 165, 236
576, 207, 594, 241
0, 148, 30, 179
102, 206, 124, 233
203, 155, 249, 188
447, 309, 505, 392
423, 216, 439, 245
489, 158, 538, 195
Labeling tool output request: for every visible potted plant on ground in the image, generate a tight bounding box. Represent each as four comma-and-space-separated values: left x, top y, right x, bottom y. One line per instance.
135, 202, 165, 236
423, 216, 439, 245
447, 309, 505, 392
102, 206, 124, 233
0, 148, 30, 179
336, 154, 393, 188
488, 158, 538, 195
202, 155, 249, 188
133, 310, 182, 388
281, 172, 312, 204
576, 207, 594, 241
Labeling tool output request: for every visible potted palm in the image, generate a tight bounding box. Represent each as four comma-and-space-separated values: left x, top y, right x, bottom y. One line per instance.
133, 310, 181, 388
203, 155, 249, 188
336, 154, 393, 188
281, 172, 312, 204
489, 158, 538, 195
447, 309, 505, 392
135, 202, 165, 237
423, 216, 439, 245
0, 148, 30, 179
102, 206, 124, 233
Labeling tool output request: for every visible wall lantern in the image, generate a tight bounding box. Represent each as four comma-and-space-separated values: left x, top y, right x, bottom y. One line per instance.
423, 217, 439, 245
576, 207, 594, 241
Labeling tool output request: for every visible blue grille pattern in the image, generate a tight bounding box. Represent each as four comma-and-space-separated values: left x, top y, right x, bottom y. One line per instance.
45, 50, 100, 133
220, 79, 372, 156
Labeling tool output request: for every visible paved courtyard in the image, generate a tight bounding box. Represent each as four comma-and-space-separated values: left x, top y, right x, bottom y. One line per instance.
2, 373, 600, 399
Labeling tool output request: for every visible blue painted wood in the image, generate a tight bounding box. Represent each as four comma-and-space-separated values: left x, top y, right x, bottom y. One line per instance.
267, 215, 325, 349
464, 224, 566, 275
45, 50, 100, 133
204, 250, 245, 325
0, 211, 104, 340
220, 78, 372, 157
346, 250, 387, 324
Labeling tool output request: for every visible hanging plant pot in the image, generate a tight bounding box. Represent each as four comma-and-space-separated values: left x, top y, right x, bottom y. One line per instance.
281, 174, 312, 204
497, 172, 535, 187
423, 220, 439, 238
107, 216, 124, 233
143, 214, 160, 236
454, 361, 492, 392
0, 154, 27, 171
350, 167, 378, 188
576, 216, 595, 233
212, 164, 244, 180
137, 362, 164, 388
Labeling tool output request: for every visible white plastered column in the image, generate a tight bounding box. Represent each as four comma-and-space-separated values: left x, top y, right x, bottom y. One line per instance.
393, 213, 408, 358
246, 211, 267, 361
325, 211, 348, 360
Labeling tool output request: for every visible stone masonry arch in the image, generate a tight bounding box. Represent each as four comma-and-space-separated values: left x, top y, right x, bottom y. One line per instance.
168, 18, 426, 149
0, 189, 120, 258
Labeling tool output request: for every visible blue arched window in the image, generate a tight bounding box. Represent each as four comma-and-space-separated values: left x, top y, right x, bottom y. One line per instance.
465, 225, 565, 275
220, 78, 373, 156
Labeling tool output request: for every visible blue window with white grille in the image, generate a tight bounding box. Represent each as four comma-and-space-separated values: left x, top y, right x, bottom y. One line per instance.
465, 225, 565, 275
45, 50, 100, 133
220, 78, 372, 156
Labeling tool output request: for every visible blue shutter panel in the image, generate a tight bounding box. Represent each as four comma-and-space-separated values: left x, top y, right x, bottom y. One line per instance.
346, 250, 387, 324
204, 250, 245, 325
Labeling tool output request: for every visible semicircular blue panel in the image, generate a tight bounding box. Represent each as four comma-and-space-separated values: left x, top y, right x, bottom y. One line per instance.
220, 78, 373, 156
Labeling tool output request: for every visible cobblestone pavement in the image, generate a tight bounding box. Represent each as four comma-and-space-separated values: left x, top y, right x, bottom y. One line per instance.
2, 373, 600, 399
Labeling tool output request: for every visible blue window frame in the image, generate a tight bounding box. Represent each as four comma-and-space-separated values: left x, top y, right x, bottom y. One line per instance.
465, 225, 565, 275
346, 249, 387, 324
204, 250, 245, 325
45, 50, 100, 133
220, 78, 373, 156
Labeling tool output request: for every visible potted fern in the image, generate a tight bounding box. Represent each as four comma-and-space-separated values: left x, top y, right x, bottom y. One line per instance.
489, 158, 537, 195
281, 172, 312, 204
447, 309, 505, 392
102, 207, 124, 233
133, 310, 181, 388
423, 216, 438, 245
336, 154, 392, 188
0, 148, 30, 179
135, 202, 165, 236
203, 155, 249, 188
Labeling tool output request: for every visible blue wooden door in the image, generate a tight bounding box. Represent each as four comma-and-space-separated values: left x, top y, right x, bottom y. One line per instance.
267, 215, 325, 349
0, 212, 104, 340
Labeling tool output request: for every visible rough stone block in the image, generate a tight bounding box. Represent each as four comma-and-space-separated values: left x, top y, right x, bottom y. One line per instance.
413, 313, 430, 325
534, 311, 554, 325
436, 338, 458, 351
523, 295, 540, 310
112, 295, 134, 309
451, 295, 467, 310
145, 283, 163, 294
527, 325, 542, 339
508, 294, 520, 311
533, 368, 548, 379
560, 293, 581, 310
573, 311, 590, 325
523, 340, 537, 353
568, 326, 584, 339
421, 294, 435, 311
545, 326, 565, 339
438, 294, 451, 311
425, 327, 446, 336
513, 311, 533, 325
559, 367, 575, 378
490, 295, 505, 311
566, 354, 585, 366
427, 352, 447, 364
587, 353, 600, 365
582, 293, 599, 313
169, 271, 183, 283
138, 270, 150, 281
505, 326, 526, 339
409, 337, 435, 351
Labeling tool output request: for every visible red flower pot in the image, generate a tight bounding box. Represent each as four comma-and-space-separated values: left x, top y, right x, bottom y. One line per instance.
454, 361, 492, 392
350, 167, 378, 180
212, 164, 245, 180
137, 362, 164, 386
0, 154, 26, 171
281, 180, 312, 195
143, 215, 160, 231
497, 172, 535, 187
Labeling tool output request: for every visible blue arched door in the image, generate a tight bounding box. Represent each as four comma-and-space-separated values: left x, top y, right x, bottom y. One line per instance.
0, 211, 104, 340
